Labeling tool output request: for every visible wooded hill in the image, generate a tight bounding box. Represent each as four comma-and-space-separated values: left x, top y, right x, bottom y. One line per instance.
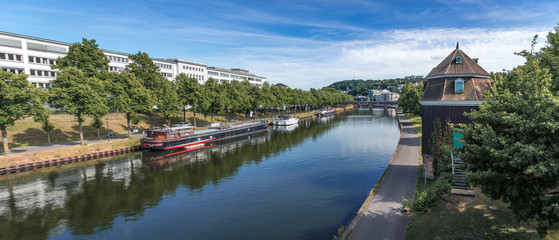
327, 78, 425, 96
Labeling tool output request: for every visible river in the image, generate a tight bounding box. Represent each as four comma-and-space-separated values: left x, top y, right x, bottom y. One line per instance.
0, 109, 400, 240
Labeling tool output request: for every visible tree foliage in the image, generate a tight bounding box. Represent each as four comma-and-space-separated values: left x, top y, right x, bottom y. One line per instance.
0, 71, 47, 153
50, 67, 109, 144
53, 38, 109, 77
461, 28, 559, 235
328, 78, 424, 96
104, 72, 152, 137
125, 51, 165, 92
398, 83, 424, 115
156, 80, 180, 125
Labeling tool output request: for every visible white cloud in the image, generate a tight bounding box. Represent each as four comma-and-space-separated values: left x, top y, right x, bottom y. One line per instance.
221, 27, 550, 89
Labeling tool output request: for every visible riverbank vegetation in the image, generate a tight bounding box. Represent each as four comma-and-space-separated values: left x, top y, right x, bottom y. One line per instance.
0, 137, 139, 168
0, 38, 352, 154
405, 25, 559, 238
461, 26, 559, 235
328, 77, 424, 96
404, 115, 559, 239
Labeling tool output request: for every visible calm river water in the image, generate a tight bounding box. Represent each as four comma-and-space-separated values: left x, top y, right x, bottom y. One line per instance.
0, 109, 400, 240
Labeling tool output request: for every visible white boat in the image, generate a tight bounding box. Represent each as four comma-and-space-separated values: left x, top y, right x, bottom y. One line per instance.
272, 115, 299, 126
317, 108, 336, 117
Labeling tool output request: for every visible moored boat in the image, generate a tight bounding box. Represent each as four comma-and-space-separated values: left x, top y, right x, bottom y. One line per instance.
272, 115, 299, 126
142, 120, 269, 151
317, 108, 336, 117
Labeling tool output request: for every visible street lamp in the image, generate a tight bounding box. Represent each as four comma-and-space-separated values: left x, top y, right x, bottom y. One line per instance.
106, 117, 110, 142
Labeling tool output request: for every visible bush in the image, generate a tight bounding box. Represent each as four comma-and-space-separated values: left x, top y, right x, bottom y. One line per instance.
407, 172, 452, 212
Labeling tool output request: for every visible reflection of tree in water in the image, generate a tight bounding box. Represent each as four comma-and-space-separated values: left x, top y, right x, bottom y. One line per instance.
0, 116, 341, 239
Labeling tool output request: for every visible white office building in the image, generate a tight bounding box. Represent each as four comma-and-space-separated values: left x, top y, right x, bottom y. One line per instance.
0, 31, 266, 87
207, 67, 266, 87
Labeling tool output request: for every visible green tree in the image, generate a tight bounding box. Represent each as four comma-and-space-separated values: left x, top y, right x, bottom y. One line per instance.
0, 71, 48, 154
398, 83, 424, 115
35, 109, 56, 144
52, 38, 109, 77
126, 52, 164, 92
536, 26, 559, 92
461, 41, 559, 235
104, 72, 152, 137
50, 67, 109, 145
176, 74, 200, 123
91, 117, 103, 139
156, 80, 179, 126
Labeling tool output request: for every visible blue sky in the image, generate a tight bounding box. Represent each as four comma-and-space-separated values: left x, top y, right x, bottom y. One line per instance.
2, 0, 559, 89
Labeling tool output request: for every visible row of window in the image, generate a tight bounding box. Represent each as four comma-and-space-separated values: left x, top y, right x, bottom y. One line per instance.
30, 69, 57, 77
155, 62, 172, 69
187, 73, 203, 80
182, 65, 203, 72
2, 67, 24, 74
29, 56, 57, 65
161, 72, 173, 78
0, 38, 22, 48
208, 71, 219, 76
27, 42, 66, 54
31, 82, 51, 89
107, 55, 129, 63
0, 52, 23, 62
109, 66, 121, 72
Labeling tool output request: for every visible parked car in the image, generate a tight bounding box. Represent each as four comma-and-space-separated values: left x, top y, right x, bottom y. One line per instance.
172, 121, 193, 128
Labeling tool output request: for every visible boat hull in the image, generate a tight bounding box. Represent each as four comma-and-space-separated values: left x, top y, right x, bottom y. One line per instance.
142, 121, 269, 151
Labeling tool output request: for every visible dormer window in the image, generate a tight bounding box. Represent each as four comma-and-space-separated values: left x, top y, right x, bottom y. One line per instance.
455, 78, 464, 94
456, 56, 462, 63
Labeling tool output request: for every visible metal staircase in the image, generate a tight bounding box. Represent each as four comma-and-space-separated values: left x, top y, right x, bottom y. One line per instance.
451, 154, 469, 189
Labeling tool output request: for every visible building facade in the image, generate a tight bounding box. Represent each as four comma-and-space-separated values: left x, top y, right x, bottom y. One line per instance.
419, 43, 492, 155
0, 31, 266, 87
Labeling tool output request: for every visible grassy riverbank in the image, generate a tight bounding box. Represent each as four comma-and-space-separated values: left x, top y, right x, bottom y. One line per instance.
0, 138, 140, 168
0, 107, 351, 168
404, 114, 559, 239
4, 112, 228, 149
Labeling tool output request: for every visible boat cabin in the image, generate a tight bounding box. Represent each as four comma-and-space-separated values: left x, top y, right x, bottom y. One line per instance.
145, 127, 194, 140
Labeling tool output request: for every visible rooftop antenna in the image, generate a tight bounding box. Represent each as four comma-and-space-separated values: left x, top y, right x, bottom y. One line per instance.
456, 42, 459, 49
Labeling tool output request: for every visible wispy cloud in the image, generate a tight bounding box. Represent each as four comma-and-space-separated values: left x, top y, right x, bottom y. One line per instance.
1, 0, 557, 90
220, 27, 549, 89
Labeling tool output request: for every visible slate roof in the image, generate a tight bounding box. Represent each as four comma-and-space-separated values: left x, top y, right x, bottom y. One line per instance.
420, 77, 492, 101
421, 43, 492, 103
426, 43, 490, 79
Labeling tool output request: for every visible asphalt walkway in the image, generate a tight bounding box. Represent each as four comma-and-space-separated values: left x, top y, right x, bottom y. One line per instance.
347, 110, 420, 240
5, 133, 145, 154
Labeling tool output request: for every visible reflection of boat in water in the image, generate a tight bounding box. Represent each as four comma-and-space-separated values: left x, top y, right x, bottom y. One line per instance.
143, 131, 268, 168
272, 123, 299, 132
272, 115, 299, 126
142, 120, 269, 151
317, 115, 335, 122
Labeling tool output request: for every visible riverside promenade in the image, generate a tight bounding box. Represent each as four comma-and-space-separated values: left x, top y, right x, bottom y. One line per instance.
347, 110, 420, 240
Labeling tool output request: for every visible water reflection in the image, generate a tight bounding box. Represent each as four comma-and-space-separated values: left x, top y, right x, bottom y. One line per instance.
0, 110, 400, 240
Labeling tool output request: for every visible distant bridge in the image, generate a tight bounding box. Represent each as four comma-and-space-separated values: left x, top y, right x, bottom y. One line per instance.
340, 101, 398, 110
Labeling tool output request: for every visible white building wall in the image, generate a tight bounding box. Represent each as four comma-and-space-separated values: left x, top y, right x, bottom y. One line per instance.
0, 31, 267, 88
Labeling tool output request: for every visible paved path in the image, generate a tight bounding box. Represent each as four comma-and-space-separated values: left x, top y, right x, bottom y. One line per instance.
5, 133, 145, 154
347, 110, 419, 240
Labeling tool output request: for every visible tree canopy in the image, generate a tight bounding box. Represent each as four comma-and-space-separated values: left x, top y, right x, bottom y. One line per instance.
104, 72, 153, 137
328, 78, 424, 96
50, 67, 108, 144
52, 38, 109, 77
398, 83, 423, 115
0, 71, 47, 154
461, 27, 559, 235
